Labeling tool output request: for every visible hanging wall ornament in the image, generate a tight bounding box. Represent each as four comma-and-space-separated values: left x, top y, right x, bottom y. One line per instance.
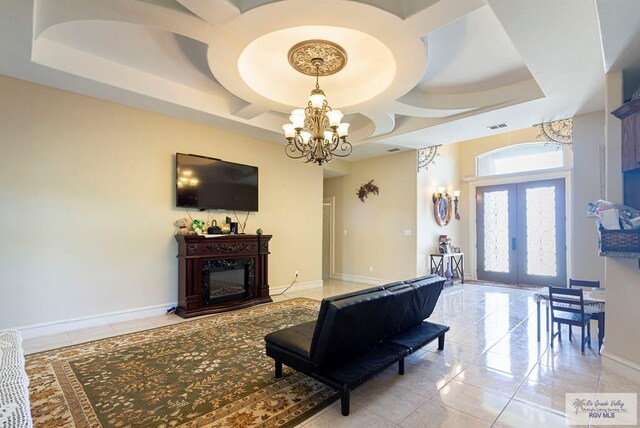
534, 118, 573, 148
417, 145, 442, 172
356, 179, 379, 203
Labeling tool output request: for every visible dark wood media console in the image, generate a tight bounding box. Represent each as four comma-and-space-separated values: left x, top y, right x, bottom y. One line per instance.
175, 234, 272, 318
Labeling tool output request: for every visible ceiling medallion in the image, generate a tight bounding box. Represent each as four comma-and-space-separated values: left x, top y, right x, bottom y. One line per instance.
287, 40, 348, 76
534, 118, 573, 148
282, 40, 352, 165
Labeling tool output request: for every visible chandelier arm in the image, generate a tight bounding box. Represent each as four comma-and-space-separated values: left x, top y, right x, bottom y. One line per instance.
331, 140, 353, 157
325, 149, 333, 163
292, 134, 308, 152
285, 142, 307, 159
328, 132, 339, 151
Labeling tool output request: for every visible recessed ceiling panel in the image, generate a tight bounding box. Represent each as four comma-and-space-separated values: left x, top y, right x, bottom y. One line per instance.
43, 21, 220, 91
419, 6, 531, 94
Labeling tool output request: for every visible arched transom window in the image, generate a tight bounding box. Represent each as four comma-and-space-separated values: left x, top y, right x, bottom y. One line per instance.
477, 143, 565, 177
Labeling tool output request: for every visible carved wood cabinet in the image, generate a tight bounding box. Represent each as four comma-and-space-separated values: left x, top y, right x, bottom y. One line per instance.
175, 234, 272, 318
612, 99, 640, 172
612, 99, 640, 209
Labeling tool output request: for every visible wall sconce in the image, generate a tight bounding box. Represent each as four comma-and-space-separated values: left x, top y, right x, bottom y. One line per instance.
453, 190, 461, 220
432, 187, 447, 203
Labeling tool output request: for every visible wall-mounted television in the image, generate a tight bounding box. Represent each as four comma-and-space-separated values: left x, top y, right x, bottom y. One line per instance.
176, 153, 258, 212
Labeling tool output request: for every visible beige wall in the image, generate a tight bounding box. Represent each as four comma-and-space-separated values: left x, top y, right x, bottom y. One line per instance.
0, 75, 323, 330
572, 111, 606, 284
603, 71, 640, 367
416, 144, 463, 276
323, 150, 417, 281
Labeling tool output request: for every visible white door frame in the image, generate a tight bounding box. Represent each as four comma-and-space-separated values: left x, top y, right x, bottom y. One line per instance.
322, 196, 336, 278
466, 167, 572, 283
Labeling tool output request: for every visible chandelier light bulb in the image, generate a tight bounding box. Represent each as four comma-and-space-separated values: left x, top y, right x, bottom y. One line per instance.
282, 123, 295, 138
327, 110, 343, 127
337, 122, 350, 137
323, 130, 334, 141
309, 92, 326, 109
289, 109, 305, 129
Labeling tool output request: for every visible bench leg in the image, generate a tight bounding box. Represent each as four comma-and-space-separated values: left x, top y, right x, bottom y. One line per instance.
341, 386, 350, 416
398, 358, 405, 375
275, 361, 282, 378
438, 334, 445, 351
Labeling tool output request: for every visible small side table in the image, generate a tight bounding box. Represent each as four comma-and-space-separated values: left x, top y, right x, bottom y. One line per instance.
429, 253, 464, 284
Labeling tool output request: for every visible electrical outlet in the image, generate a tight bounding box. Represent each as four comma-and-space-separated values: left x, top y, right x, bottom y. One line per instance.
369, 266, 373, 272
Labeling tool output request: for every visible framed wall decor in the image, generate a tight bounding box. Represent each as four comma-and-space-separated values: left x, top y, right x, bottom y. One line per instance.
433, 193, 452, 226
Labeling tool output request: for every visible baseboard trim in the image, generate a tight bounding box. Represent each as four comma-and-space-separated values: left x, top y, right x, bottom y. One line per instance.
270, 280, 323, 294
17, 302, 178, 339
18, 280, 326, 339
602, 350, 640, 384
330, 273, 388, 286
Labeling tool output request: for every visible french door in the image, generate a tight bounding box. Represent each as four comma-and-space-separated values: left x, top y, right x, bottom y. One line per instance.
476, 179, 566, 286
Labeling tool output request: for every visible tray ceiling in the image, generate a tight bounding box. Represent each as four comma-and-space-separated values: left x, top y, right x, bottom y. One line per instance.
0, 0, 638, 162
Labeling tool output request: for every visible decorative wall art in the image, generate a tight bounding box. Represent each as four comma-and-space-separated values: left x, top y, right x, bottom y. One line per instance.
357, 179, 379, 203
417, 145, 441, 172
432, 187, 452, 226
534, 118, 573, 148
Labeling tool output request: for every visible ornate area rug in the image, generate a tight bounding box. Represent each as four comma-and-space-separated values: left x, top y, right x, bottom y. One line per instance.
25, 298, 337, 427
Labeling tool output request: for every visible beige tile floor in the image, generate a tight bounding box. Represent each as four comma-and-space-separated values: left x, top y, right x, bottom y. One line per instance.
22, 279, 638, 428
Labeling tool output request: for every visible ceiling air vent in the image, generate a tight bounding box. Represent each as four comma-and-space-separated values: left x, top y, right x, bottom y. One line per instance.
488, 123, 509, 131
387, 148, 401, 152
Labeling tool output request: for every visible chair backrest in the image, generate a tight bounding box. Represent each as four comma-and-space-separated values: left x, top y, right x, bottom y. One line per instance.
381, 282, 417, 337
548, 286, 586, 318
401, 275, 445, 330
307, 276, 446, 367
569, 278, 600, 290
308, 287, 397, 366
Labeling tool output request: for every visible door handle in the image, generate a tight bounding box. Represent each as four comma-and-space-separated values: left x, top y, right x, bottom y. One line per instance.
511, 237, 517, 251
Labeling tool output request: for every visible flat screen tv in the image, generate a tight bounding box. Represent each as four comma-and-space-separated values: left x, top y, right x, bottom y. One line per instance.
176, 153, 258, 212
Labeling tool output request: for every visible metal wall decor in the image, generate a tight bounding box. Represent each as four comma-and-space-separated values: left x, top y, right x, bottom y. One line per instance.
417, 145, 442, 172
534, 118, 573, 147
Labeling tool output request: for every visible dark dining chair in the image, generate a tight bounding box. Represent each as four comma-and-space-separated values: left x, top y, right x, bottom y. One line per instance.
569, 278, 600, 290
548, 286, 591, 354
569, 278, 602, 340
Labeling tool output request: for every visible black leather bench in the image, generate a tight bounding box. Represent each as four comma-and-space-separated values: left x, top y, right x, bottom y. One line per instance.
264, 274, 449, 416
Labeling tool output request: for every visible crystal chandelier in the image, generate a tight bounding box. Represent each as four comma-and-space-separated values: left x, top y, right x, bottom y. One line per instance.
282, 40, 352, 165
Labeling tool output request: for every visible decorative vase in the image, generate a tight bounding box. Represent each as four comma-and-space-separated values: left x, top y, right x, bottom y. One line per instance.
444, 263, 453, 281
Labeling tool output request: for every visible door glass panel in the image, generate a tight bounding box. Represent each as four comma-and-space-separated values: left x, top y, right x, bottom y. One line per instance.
483, 190, 510, 272
525, 186, 557, 276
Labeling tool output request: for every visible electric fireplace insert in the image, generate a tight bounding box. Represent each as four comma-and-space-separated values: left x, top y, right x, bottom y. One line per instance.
201, 258, 254, 305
